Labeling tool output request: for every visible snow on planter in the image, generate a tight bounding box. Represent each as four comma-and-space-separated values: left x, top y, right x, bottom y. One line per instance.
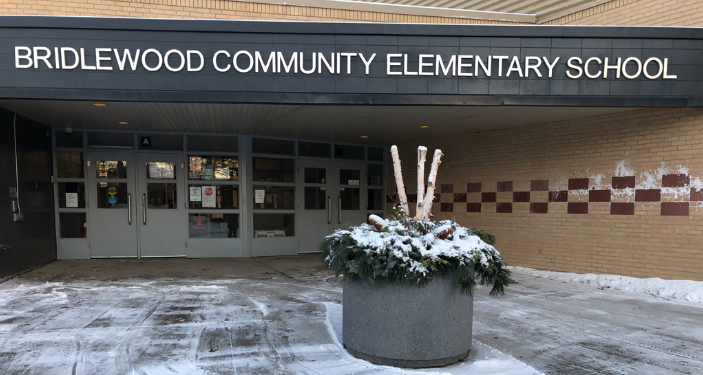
321, 210, 513, 297
321, 145, 515, 368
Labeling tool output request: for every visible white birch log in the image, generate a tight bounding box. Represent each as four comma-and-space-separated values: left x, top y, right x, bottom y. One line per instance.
415, 146, 427, 220
421, 149, 443, 221
390, 145, 409, 215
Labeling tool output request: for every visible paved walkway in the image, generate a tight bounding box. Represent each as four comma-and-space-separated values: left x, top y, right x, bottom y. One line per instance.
0, 256, 702, 374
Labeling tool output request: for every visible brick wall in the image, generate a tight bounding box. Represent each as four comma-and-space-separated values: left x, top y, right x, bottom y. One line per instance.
0, 0, 523, 24
548, 0, 703, 27
389, 107, 703, 281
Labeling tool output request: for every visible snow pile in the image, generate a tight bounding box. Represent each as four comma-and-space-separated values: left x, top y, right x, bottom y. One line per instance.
511, 266, 703, 303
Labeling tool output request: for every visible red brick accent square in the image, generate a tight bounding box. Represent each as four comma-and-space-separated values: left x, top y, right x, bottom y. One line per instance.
406, 194, 417, 203
635, 189, 661, 202
531, 180, 549, 191
467, 203, 481, 212
497, 181, 513, 192
467, 183, 482, 193
530, 202, 548, 214
662, 174, 690, 188
661, 202, 689, 216
513, 191, 530, 202
567, 202, 588, 214
496, 202, 512, 213
611, 202, 635, 215
691, 188, 703, 201
612, 176, 635, 189
386, 194, 397, 203
568, 178, 589, 190
440, 203, 454, 212
441, 184, 454, 193
548, 191, 568, 202
482, 192, 497, 202
453, 193, 467, 202
589, 190, 611, 202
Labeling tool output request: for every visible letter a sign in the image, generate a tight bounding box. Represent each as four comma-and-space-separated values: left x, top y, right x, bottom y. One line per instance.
140, 136, 151, 148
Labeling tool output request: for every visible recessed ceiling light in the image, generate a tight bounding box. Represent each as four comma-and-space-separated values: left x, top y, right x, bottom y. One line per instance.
118, 121, 128, 125
93, 103, 107, 107
420, 125, 429, 128
360, 135, 369, 139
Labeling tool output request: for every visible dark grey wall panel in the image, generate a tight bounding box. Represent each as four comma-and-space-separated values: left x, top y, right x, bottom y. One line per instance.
0, 16, 702, 106
0, 108, 55, 278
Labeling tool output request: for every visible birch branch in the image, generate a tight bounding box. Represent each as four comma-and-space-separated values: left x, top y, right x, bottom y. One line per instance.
415, 146, 427, 220
390, 145, 409, 215
421, 149, 443, 221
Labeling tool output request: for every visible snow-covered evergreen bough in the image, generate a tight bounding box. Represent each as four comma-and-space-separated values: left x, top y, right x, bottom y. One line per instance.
322, 145, 514, 368
321, 211, 513, 297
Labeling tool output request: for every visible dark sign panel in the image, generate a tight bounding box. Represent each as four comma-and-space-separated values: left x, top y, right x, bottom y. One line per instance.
0, 16, 702, 106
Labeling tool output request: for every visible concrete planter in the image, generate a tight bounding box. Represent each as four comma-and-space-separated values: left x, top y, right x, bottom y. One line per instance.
343, 272, 474, 368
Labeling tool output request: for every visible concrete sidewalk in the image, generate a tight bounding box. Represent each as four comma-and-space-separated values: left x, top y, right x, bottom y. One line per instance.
1, 255, 702, 374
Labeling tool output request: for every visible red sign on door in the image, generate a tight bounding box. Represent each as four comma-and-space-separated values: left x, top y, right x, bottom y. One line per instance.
204, 187, 214, 196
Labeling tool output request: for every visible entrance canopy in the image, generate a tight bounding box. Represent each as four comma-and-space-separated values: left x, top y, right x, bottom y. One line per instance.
0, 100, 634, 144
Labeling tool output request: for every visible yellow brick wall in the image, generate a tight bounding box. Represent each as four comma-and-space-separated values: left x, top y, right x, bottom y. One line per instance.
0, 0, 523, 24
390, 108, 703, 281
548, 0, 703, 27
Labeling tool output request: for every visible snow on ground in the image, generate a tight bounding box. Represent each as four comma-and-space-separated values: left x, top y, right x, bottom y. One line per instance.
2, 258, 703, 374
510, 266, 703, 303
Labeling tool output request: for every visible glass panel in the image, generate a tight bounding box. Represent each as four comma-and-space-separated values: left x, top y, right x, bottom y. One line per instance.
252, 157, 294, 183
334, 144, 364, 160
253, 214, 295, 237
368, 164, 383, 186
304, 168, 326, 184
138, 133, 183, 150
97, 182, 129, 208
299, 141, 331, 158
147, 183, 177, 209
58, 182, 86, 208
55, 130, 83, 148
189, 155, 239, 181
368, 147, 384, 161
146, 162, 175, 180
252, 137, 294, 155
368, 189, 384, 211
187, 135, 238, 152
59, 213, 86, 238
305, 187, 326, 210
88, 132, 134, 149
96, 160, 128, 179
340, 188, 360, 210
189, 213, 239, 238
253, 186, 295, 209
56, 152, 83, 179
340, 169, 361, 185
188, 185, 238, 209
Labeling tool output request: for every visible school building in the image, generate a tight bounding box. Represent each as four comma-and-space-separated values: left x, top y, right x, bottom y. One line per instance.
1, 0, 702, 281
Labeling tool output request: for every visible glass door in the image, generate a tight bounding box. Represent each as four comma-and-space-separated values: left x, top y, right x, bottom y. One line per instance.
86, 152, 138, 257
297, 160, 367, 253
298, 160, 334, 252
137, 153, 186, 257
335, 161, 367, 231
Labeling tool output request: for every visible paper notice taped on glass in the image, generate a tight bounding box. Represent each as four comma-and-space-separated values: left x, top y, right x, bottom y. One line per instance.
66, 193, 78, 208
202, 186, 216, 207
189, 186, 202, 202
255, 190, 265, 204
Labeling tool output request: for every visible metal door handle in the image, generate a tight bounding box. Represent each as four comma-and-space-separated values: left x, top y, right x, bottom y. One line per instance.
338, 196, 342, 224
327, 196, 332, 224
142, 193, 147, 225
128, 193, 132, 225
